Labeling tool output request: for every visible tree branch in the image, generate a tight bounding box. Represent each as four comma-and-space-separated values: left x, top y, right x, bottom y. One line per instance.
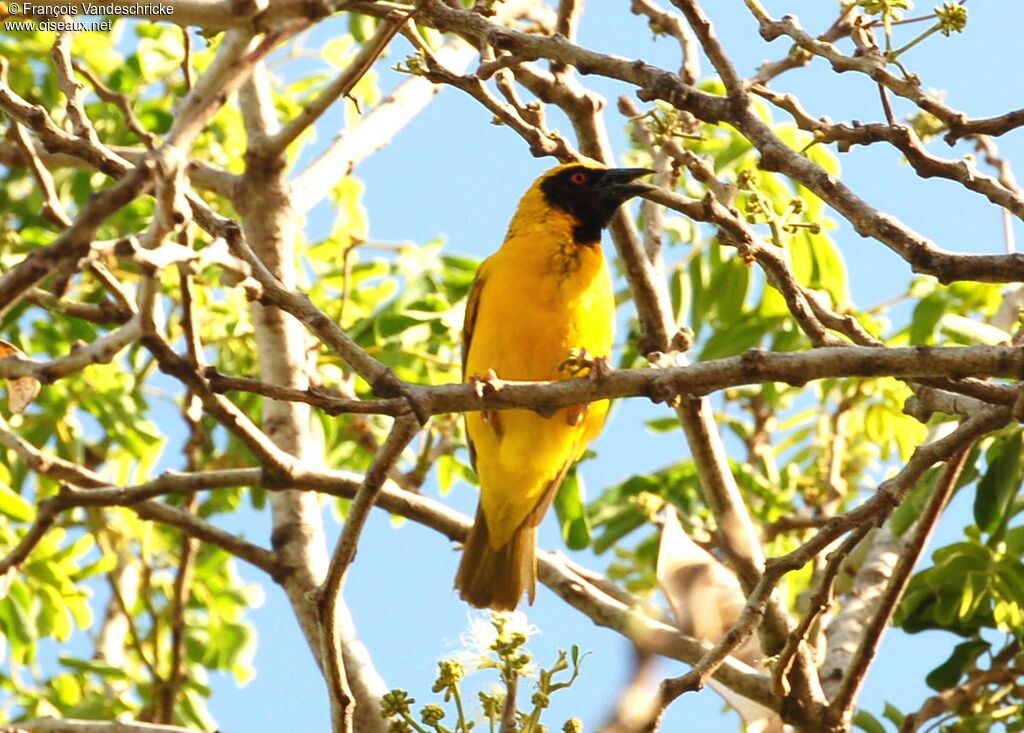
159, 344, 1024, 420
826, 445, 974, 725
258, 10, 410, 157
315, 415, 420, 733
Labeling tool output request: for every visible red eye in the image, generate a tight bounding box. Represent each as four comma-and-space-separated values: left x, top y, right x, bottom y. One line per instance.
570, 171, 587, 185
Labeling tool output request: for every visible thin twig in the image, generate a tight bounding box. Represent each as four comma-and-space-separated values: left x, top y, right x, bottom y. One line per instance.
770, 522, 874, 696
314, 415, 420, 733
827, 446, 974, 724
258, 9, 412, 156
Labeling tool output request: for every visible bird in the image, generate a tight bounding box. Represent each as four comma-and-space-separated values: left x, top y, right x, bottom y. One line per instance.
454, 161, 653, 610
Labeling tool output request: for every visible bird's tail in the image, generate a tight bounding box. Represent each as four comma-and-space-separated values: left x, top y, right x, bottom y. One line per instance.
455, 503, 536, 611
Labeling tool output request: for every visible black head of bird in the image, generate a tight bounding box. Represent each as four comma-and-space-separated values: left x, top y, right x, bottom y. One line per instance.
537, 164, 655, 245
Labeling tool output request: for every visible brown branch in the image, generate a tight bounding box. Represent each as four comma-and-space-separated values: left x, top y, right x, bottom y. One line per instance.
826, 445, 974, 724
0, 413, 280, 578
258, 10, 411, 156
219, 224, 405, 402
293, 49, 471, 209
945, 108, 1024, 144
752, 5, 856, 84
8, 121, 72, 227
158, 506, 198, 720
206, 369, 408, 414
414, 0, 730, 122
315, 415, 420, 733
13, 412, 988, 730
0, 317, 143, 383
410, 35, 579, 160
0, 162, 153, 320
277, 1, 1024, 290
22, 289, 132, 325
630, 0, 700, 85
178, 249, 204, 368
642, 184, 852, 347
0, 446, 778, 714
139, 333, 300, 476
71, 61, 158, 150
130, 501, 277, 574
899, 643, 1022, 732
630, 404, 1004, 728
106, 566, 162, 683
238, 49, 388, 731
0, 28, 285, 323
50, 31, 100, 143
157, 393, 205, 723
0, 414, 107, 489
151, 344, 1024, 421
669, 0, 742, 95
550, 0, 583, 76
751, 85, 1024, 223
770, 522, 874, 697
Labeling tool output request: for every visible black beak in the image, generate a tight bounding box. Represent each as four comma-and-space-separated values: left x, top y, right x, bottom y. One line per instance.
596, 167, 656, 202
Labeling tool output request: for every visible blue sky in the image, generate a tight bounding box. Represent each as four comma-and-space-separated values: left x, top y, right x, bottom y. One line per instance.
198, 2, 1024, 730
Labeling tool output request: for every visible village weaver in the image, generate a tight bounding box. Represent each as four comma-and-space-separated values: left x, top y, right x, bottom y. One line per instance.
455, 162, 653, 610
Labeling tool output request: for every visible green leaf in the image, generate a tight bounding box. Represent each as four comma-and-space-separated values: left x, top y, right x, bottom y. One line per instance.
809, 232, 850, 306
688, 250, 708, 337
909, 293, 945, 345
891, 468, 938, 536
0, 592, 36, 654
669, 267, 687, 325
554, 470, 591, 550
1005, 524, 1024, 554
349, 13, 378, 43
882, 702, 905, 728
437, 453, 456, 495
644, 416, 680, 433
864, 403, 890, 445
853, 710, 888, 733
973, 432, 1023, 535
925, 639, 990, 690
707, 249, 749, 326
939, 314, 1011, 346
699, 316, 768, 360
59, 655, 129, 680
590, 507, 646, 554
0, 481, 32, 522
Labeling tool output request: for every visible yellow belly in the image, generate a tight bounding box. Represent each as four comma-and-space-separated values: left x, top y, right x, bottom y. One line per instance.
464, 243, 614, 548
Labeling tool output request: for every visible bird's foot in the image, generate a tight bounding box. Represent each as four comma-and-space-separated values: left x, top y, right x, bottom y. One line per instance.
559, 347, 611, 381
470, 369, 504, 437
565, 404, 586, 426
470, 368, 503, 398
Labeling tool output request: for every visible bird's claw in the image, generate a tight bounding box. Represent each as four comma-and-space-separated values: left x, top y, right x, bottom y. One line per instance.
470, 368, 503, 399
470, 369, 504, 437
558, 347, 611, 379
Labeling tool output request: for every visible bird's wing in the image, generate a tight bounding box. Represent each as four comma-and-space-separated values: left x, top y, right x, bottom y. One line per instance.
461, 269, 486, 381
526, 426, 591, 531
461, 266, 487, 471
526, 459, 573, 529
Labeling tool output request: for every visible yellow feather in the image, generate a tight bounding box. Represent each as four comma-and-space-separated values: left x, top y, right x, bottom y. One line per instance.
455, 162, 628, 610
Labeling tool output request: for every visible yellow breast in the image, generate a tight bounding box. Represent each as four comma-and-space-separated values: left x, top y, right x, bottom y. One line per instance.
464, 221, 615, 548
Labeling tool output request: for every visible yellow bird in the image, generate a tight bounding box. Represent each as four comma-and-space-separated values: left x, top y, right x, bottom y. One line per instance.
455, 162, 652, 610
